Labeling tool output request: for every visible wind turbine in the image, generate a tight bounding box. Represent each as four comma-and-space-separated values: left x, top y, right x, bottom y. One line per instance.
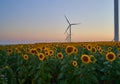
64, 15, 80, 42
114, 0, 119, 41
65, 31, 70, 42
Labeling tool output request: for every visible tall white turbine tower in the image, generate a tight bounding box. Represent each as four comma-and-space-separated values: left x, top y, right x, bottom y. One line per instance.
114, 0, 119, 41
64, 15, 80, 42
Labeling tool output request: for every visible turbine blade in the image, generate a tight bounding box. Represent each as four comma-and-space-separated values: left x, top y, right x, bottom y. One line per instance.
64, 25, 70, 34
65, 31, 69, 35
64, 15, 70, 24
65, 34, 70, 40
71, 23, 81, 25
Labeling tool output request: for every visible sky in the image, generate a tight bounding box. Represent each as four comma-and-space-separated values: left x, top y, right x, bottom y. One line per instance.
0, 0, 118, 44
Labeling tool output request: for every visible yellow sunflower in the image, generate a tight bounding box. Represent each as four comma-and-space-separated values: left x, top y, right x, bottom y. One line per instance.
96, 46, 101, 51
37, 53, 45, 61
61, 44, 66, 48
90, 55, 96, 63
117, 54, 120, 58
117, 47, 120, 52
36, 47, 41, 52
98, 49, 103, 54
72, 61, 78, 67
108, 47, 112, 52
91, 47, 97, 53
106, 52, 116, 62
81, 54, 91, 64
117, 45, 120, 48
34, 49, 38, 54
7, 49, 12, 55
42, 46, 45, 50
30, 48, 38, 54
49, 50, 54, 56
74, 47, 78, 54
83, 44, 86, 49
23, 54, 29, 60
29, 48, 35, 54
44, 47, 49, 52
45, 51, 50, 56
87, 44, 92, 51
65, 45, 74, 55
15, 48, 19, 53
57, 52, 63, 59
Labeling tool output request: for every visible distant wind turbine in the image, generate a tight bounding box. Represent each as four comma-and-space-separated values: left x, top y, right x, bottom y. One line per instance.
64, 15, 81, 42
65, 31, 70, 42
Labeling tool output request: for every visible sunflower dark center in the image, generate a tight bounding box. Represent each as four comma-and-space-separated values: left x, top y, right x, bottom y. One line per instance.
108, 54, 114, 59
25, 56, 28, 58
37, 48, 40, 51
83, 56, 89, 62
34, 50, 37, 54
31, 50, 34, 53
118, 55, 120, 57
39, 55, 43, 58
88, 46, 91, 49
58, 54, 62, 57
42, 47, 45, 50
8, 50, 11, 52
50, 51, 52, 54
92, 48, 95, 52
67, 47, 73, 53
74, 62, 76, 65
46, 53, 48, 55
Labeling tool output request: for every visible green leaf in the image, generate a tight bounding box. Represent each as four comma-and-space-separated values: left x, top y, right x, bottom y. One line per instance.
58, 73, 64, 80
116, 70, 120, 75
61, 65, 66, 72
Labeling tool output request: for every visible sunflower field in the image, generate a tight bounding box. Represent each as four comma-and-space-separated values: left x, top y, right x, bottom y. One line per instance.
1, 41, 120, 84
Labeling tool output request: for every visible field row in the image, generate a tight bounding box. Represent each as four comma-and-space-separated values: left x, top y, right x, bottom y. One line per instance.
0, 41, 120, 84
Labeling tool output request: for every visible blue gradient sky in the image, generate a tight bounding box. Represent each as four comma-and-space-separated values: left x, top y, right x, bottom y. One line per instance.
0, 0, 118, 44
